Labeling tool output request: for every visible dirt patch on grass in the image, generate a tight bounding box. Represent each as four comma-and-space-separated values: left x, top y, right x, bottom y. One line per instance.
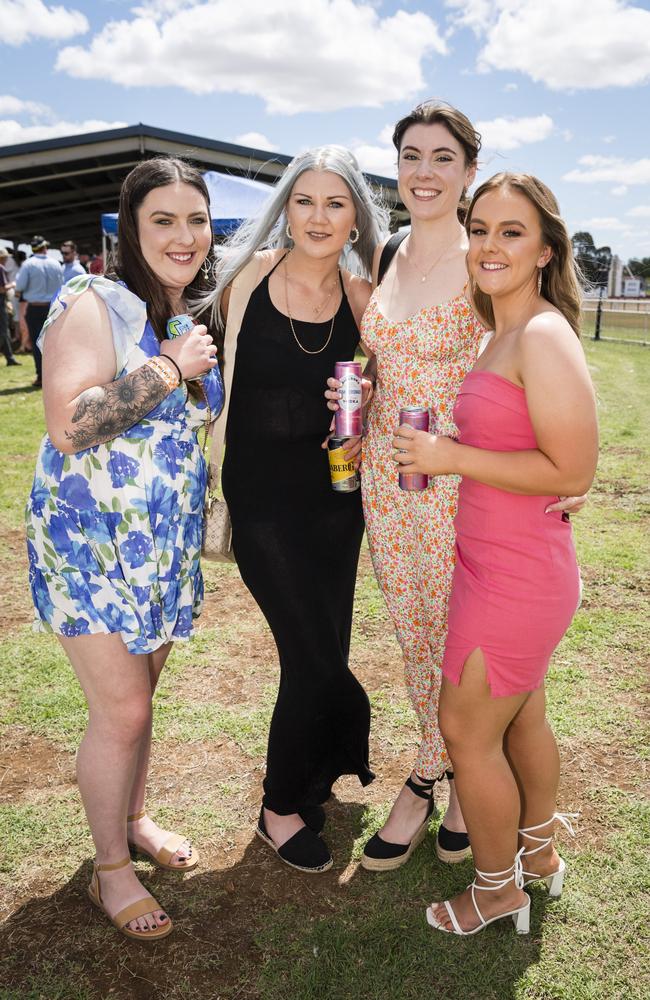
0, 527, 31, 629
0, 727, 76, 804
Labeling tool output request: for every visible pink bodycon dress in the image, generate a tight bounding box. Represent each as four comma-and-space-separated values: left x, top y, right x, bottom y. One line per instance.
442, 371, 581, 698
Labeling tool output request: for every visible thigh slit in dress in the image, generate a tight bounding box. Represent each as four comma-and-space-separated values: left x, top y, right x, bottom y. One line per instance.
222, 261, 374, 814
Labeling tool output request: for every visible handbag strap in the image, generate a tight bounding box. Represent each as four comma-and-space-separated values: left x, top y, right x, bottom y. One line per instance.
377, 230, 408, 285
208, 257, 261, 484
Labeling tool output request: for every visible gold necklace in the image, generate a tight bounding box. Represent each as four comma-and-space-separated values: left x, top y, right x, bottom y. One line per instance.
284, 255, 339, 355
287, 271, 339, 319
406, 230, 460, 283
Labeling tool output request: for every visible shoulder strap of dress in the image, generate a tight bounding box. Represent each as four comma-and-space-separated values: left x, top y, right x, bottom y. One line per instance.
378, 230, 408, 285
266, 250, 289, 279
208, 256, 260, 480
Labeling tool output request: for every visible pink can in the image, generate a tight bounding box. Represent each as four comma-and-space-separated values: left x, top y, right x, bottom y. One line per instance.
398, 406, 430, 491
334, 361, 363, 437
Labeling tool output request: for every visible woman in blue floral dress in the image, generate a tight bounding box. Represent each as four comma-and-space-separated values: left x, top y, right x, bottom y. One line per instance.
25, 158, 223, 942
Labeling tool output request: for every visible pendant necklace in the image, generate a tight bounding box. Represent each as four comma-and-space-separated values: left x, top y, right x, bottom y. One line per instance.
406, 230, 460, 283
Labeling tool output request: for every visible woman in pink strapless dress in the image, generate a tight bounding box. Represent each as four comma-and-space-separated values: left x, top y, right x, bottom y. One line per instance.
443, 370, 581, 697
394, 173, 598, 937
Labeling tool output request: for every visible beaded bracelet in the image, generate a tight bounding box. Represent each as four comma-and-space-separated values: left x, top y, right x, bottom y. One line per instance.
146, 355, 180, 392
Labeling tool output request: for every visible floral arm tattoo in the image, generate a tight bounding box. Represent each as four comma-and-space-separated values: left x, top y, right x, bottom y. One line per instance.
65, 363, 171, 450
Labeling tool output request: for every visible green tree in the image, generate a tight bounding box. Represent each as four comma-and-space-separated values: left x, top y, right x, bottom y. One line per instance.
572, 231, 611, 285
627, 257, 650, 278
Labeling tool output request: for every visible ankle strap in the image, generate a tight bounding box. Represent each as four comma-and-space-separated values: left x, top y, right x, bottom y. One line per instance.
468, 848, 525, 928
519, 812, 578, 855
94, 856, 131, 872
405, 775, 434, 800
127, 809, 147, 823
474, 848, 525, 893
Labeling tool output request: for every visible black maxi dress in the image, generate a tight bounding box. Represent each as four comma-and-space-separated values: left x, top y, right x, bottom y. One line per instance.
222, 259, 374, 815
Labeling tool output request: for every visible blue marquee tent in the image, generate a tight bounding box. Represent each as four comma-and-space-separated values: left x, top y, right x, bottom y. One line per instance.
101, 170, 273, 238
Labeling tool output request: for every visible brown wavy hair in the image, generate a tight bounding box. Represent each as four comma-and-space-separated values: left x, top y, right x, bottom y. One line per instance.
466, 172, 583, 338
392, 99, 482, 222
106, 157, 219, 394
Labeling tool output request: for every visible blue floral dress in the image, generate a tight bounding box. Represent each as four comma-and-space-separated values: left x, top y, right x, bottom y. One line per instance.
25, 274, 224, 654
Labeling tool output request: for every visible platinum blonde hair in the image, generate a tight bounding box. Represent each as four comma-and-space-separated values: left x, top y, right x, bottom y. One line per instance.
199, 145, 389, 330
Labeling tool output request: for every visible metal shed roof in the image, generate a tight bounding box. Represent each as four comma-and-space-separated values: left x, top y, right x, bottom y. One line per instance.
0, 123, 404, 252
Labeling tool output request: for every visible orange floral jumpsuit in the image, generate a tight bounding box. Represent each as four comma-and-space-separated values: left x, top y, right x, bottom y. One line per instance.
361, 289, 486, 779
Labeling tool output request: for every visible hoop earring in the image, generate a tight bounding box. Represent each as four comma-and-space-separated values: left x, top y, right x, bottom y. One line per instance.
349, 227, 359, 245
286, 222, 293, 240
537, 267, 543, 295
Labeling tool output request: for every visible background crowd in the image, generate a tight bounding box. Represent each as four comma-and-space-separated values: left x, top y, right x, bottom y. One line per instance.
0, 239, 104, 386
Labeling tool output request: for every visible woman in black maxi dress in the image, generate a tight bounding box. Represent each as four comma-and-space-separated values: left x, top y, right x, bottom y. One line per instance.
222, 255, 374, 819
205, 145, 387, 871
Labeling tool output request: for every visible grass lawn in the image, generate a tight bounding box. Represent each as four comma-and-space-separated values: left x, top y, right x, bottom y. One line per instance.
0, 344, 648, 1000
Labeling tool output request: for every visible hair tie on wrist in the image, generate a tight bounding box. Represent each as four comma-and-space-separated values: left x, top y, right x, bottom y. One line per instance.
160, 352, 183, 383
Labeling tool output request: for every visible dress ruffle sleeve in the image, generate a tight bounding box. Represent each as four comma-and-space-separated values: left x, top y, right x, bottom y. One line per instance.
37, 274, 148, 378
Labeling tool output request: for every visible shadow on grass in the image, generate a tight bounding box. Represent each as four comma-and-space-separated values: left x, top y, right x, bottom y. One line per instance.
0, 798, 547, 1000
0, 384, 41, 396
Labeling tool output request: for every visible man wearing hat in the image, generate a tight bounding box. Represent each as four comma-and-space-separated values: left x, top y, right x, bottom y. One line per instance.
15, 237, 63, 388
0, 247, 20, 368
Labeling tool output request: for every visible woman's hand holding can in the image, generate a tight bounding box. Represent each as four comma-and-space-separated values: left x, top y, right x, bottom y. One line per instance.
160, 324, 217, 381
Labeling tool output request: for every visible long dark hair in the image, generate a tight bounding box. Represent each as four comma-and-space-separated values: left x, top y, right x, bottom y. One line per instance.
107, 157, 220, 380
466, 173, 583, 338
392, 99, 482, 222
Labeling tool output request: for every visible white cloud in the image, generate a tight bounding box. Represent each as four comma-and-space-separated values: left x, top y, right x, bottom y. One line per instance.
351, 143, 397, 179
0, 91, 125, 145
602, 135, 616, 144
446, 0, 650, 91
627, 205, 650, 217
503, 82, 518, 92
446, 0, 494, 35
0, 0, 88, 45
0, 95, 49, 116
611, 185, 628, 196
232, 132, 279, 152
348, 125, 397, 178
564, 155, 650, 185
56, 0, 447, 114
476, 114, 554, 152
578, 217, 627, 230
0, 118, 127, 146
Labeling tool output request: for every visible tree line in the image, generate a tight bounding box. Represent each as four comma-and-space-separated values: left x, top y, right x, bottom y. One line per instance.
572, 231, 649, 286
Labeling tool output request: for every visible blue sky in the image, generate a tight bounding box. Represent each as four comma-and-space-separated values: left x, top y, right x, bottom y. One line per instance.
2, 0, 650, 262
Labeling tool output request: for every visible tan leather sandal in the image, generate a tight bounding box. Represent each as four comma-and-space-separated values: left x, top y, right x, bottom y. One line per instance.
87, 857, 173, 941
127, 809, 199, 871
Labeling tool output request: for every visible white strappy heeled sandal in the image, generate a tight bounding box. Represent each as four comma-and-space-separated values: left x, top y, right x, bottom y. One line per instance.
426, 847, 530, 936
519, 812, 578, 898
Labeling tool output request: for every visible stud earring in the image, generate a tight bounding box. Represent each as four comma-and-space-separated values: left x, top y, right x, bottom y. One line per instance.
349, 227, 359, 245
286, 223, 293, 240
